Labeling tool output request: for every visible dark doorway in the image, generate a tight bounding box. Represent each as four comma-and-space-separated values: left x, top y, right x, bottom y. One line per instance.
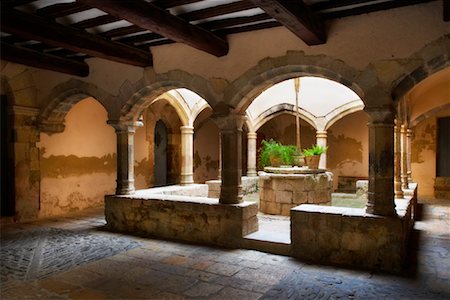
437, 117, 450, 177
154, 120, 168, 187
1, 95, 15, 216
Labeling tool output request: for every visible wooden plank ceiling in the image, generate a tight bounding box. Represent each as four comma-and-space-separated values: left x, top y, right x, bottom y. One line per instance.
0, 0, 439, 76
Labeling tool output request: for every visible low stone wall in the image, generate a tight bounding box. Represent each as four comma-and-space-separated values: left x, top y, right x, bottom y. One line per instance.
105, 194, 258, 248
135, 184, 209, 197
336, 176, 368, 193
291, 186, 417, 273
435, 177, 450, 199
356, 180, 368, 201
206, 176, 259, 198
259, 171, 333, 216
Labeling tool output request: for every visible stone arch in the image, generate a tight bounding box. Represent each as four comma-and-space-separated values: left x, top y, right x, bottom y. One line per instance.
410, 103, 450, 128
39, 79, 114, 133
392, 35, 450, 103
119, 70, 217, 122
0, 77, 15, 103
252, 103, 317, 131
324, 100, 365, 131
224, 52, 365, 114
151, 93, 190, 127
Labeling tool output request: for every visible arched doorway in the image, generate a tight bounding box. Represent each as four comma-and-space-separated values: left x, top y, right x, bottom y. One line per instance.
154, 120, 168, 187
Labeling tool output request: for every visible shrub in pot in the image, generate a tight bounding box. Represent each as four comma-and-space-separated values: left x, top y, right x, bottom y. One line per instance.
302, 145, 327, 169
258, 139, 296, 168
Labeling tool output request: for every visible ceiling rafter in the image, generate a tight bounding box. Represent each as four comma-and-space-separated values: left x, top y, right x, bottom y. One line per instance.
36, 2, 90, 18
248, 0, 326, 45
178, 1, 257, 21
1, 8, 153, 67
151, 0, 204, 9
1, 42, 89, 77
78, 0, 229, 57
72, 14, 120, 29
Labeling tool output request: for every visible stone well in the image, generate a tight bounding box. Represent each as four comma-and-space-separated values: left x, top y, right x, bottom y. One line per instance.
259, 167, 333, 216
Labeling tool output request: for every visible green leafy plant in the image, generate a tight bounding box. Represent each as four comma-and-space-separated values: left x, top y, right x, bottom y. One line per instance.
302, 145, 327, 156
258, 139, 296, 168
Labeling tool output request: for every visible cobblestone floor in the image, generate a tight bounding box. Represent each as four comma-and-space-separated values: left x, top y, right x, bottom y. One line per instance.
0, 202, 449, 300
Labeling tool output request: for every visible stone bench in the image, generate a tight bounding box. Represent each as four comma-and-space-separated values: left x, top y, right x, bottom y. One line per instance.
206, 176, 259, 198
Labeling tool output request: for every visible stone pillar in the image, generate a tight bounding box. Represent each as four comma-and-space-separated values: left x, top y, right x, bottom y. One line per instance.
108, 120, 143, 195
394, 119, 404, 199
406, 128, 413, 183
180, 125, 194, 185
218, 132, 222, 180
213, 114, 245, 204
247, 132, 258, 177
316, 130, 327, 169
400, 124, 408, 189
365, 108, 396, 216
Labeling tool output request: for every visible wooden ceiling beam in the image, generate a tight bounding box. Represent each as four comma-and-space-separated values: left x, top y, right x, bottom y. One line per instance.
444, 0, 450, 22
151, 0, 204, 9
72, 14, 120, 29
1, 42, 89, 77
201, 13, 272, 31
320, 0, 435, 19
78, 0, 229, 57
1, 8, 153, 67
0, 0, 35, 8
248, 0, 326, 45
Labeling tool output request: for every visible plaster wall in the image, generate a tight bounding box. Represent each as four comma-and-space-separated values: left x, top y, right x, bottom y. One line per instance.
134, 101, 182, 188
37, 98, 116, 217
327, 111, 369, 190
411, 109, 450, 199
193, 119, 219, 183
257, 114, 315, 151
152, 2, 448, 80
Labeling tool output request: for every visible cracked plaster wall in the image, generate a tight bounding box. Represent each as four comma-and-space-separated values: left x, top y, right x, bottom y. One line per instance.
37, 98, 116, 217
193, 119, 219, 183
411, 109, 450, 199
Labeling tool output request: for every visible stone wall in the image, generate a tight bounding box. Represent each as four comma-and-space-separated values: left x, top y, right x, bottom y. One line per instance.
435, 177, 450, 199
291, 186, 417, 273
206, 176, 259, 198
259, 171, 333, 216
105, 195, 258, 247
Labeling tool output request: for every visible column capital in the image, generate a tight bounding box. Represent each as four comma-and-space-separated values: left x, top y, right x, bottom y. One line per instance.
107, 120, 143, 132
247, 132, 257, 139
365, 106, 395, 125
212, 114, 246, 131
180, 125, 194, 134
316, 130, 327, 138
406, 128, 414, 137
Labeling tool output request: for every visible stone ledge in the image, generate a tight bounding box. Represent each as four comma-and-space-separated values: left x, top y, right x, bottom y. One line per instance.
105, 194, 258, 248
134, 184, 208, 197
206, 176, 259, 198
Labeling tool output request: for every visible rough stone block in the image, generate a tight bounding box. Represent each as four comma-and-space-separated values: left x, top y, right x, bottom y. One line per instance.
275, 190, 293, 204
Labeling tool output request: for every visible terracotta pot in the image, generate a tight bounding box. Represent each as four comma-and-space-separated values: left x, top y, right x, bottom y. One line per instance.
305, 155, 320, 169
292, 154, 305, 167
269, 156, 282, 167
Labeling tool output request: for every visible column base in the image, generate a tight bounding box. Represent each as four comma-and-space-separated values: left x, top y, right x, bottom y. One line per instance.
365, 202, 397, 216
246, 170, 257, 177
116, 180, 135, 195
220, 185, 243, 204
180, 174, 194, 185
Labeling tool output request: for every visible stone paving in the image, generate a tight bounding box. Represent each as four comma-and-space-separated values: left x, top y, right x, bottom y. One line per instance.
0, 202, 449, 300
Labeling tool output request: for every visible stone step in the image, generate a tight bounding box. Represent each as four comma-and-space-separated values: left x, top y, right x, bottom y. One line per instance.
242, 230, 291, 256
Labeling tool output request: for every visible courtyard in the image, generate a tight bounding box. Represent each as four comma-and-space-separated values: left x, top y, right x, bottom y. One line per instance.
1, 198, 449, 299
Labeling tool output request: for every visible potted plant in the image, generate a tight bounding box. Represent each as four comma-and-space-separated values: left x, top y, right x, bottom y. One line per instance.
258, 139, 296, 168
302, 145, 327, 169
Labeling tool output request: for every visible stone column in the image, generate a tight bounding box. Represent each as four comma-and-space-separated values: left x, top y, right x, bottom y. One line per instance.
400, 124, 409, 189
180, 125, 194, 185
247, 131, 258, 177
213, 114, 245, 204
218, 132, 222, 180
108, 120, 143, 195
394, 119, 404, 199
316, 130, 327, 169
406, 128, 413, 183
365, 108, 396, 216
